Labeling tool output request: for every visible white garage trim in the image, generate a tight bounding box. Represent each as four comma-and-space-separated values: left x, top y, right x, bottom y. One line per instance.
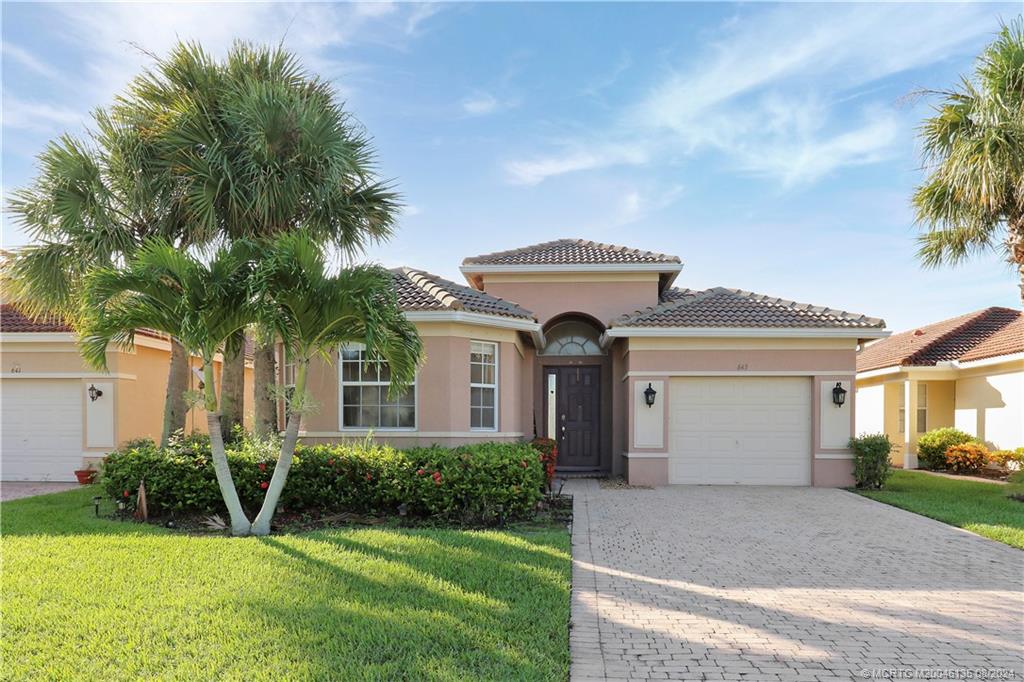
2, 379, 84, 481
667, 376, 812, 486
624, 370, 854, 379
2, 373, 136, 380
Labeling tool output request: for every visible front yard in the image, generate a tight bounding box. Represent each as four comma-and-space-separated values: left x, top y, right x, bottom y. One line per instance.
857, 469, 1024, 549
1, 487, 570, 681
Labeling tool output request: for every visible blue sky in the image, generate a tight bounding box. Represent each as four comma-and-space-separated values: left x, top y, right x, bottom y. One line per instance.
2, 2, 1021, 331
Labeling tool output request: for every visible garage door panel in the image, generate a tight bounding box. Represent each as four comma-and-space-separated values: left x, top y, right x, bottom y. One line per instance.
668, 377, 811, 486
2, 380, 83, 481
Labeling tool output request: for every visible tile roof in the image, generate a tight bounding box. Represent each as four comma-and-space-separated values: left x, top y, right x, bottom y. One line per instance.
0, 303, 251, 357
1, 303, 73, 332
857, 307, 1023, 371
612, 287, 886, 330
462, 238, 681, 267
391, 268, 535, 320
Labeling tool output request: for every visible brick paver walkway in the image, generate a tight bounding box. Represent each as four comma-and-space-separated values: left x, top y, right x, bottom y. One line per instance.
568, 480, 1024, 681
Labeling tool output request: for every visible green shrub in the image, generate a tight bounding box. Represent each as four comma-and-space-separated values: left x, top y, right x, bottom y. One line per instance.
1007, 471, 1024, 502
100, 437, 545, 523
990, 448, 1024, 471
916, 428, 975, 469
849, 433, 893, 489
944, 442, 990, 474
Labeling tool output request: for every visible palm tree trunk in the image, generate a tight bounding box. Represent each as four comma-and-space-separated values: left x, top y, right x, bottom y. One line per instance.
249, 360, 306, 536
219, 330, 246, 440
160, 338, 190, 447
1009, 215, 1024, 304
203, 362, 250, 536
253, 341, 278, 436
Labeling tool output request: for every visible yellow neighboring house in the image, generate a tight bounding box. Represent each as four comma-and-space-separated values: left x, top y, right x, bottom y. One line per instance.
0, 303, 253, 481
855, 307, 1024, 468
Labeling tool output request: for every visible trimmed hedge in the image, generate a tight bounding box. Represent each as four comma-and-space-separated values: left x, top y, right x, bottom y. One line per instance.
100, 437, 546, 522
916, 427, 975, 469
849, 433, 893, 489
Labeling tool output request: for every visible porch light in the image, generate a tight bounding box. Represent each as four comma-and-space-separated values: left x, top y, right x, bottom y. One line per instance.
87, 384, 103, 402
832, 382, 847, 407
643, 382, 657, 408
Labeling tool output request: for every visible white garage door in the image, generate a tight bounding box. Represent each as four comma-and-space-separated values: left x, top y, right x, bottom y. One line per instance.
1, 380, 83, 481
668, 377, 811, 485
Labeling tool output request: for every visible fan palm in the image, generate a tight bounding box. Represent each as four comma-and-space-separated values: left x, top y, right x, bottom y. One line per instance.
114, 41, 401, 435
6, 110, 196, 444
80, 239, 261, 535
914, 19, 1024, 302
248, 232, 422, 535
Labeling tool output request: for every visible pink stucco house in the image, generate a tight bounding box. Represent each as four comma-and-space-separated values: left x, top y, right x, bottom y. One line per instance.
295, 239, 888, 486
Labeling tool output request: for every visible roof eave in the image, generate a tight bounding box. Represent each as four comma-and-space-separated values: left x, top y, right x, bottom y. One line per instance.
605, 326, 890, 339
459, 262, 683, 275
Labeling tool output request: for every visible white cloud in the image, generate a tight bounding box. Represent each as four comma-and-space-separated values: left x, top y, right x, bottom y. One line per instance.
2, 43, 61, 80
3, 97, 82, 132
461, 91, 500, 116
506, 3, 1002, 187
615, 184, 684, 226
505, 143, 649, 185
44, 2, 445, 114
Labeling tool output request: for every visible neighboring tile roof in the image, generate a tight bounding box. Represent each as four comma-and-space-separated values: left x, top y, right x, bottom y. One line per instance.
391, 268, 535, 320
612, 287, 886, 329
857, 307, 1023, 371
0, 303, 251, 357
0, 303, 73, 332
462, 238, 681, 267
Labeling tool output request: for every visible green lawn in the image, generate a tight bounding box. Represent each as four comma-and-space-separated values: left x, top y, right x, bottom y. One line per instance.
857, 470, 1024, 549
1, 487, 570, 681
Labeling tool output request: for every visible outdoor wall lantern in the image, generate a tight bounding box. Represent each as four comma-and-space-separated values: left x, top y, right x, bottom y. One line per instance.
643, 382, 658, 408
87, 384, 103, 402
832, 382, 847, 407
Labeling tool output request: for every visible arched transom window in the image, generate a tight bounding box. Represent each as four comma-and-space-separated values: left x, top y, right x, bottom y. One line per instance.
540, 320, 604, 356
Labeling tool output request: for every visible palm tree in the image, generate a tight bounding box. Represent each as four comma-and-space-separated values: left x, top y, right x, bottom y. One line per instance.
114, 41, 401, 435
81, 234, 420, 536
79, 239, 261, 535
914, 19, 1024, 302
6, 110, 196, 445
248, 232, 421, 535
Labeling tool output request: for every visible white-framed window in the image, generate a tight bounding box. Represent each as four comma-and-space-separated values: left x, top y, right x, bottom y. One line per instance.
470, 341, 498, 431
898, 388, 905, 434
897, 383, 928, 434
340, 344, 416, 430
283, 357, 297, 391
917, 383, 928, 433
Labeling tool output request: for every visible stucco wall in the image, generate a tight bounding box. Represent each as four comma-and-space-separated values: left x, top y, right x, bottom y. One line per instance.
623, 341, 858, 487
299, 322, 530, 446
1, 335, 253, 460
855, 383, 885, 436
955, 366, 1024, 450
479, 273, 660, 326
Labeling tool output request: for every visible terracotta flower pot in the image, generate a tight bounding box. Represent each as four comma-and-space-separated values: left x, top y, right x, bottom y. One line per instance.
74, 470, 97, 485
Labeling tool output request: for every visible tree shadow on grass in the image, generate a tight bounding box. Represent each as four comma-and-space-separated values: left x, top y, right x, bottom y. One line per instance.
245, 530, 570, 681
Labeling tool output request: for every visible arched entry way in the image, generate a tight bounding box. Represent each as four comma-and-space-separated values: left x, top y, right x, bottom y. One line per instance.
536, 314, 609, 471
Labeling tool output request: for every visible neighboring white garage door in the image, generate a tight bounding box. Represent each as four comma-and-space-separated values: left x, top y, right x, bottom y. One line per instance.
1, 379, 83, 481
668, 377, 811, 485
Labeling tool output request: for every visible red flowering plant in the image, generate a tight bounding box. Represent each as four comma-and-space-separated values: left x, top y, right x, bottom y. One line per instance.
530, 438, 558, 493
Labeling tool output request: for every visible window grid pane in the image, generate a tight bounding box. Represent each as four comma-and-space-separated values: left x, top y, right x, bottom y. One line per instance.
469, 341, 498, 430
340, 345, 416, 429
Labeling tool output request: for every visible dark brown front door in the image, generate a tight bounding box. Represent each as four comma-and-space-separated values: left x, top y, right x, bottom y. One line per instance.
545, 365, 601, 469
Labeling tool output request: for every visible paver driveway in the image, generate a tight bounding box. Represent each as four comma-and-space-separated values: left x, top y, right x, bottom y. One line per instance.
568, 480, 1024, 681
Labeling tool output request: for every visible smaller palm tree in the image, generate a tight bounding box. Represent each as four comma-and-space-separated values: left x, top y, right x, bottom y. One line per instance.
248, 232, 422, 535
914, 19, 1024, 302
80, 239, 261, 536
80, 232, 422, 537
